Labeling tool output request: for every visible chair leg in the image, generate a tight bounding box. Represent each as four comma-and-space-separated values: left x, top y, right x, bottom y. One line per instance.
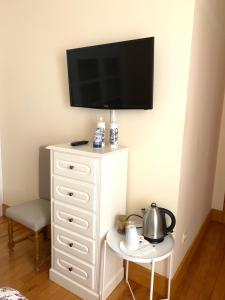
8, 218, 14, 256
43, 226, 48, 240
34, 231, 40, 272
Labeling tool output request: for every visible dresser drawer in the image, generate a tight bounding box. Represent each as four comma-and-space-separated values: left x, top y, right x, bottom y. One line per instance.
54, 249, 95, 290
53, 202, 96, 239
53, 151, 98, 183
53, 177, 97, 212
53, 226, 95, 265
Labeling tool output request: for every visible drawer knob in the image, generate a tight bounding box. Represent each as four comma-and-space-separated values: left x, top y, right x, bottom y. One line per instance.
68, 192, 73, 197
68, 267, 73, 272
68, 242, 73, 247
68, 218, 73, 223
69, 165, 74, 170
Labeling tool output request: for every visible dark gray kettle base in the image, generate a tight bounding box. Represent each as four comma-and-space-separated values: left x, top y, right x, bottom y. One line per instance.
144, 236, 164, 244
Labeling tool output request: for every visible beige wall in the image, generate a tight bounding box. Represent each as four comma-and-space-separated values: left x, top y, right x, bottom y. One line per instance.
1, 0, 197, 276
173, 0, 225, 271
1, 0, 225, 278
2, 0, 225, 279
7, 0, 225, 277
1, 0, 195, 213
212, 94, 225, 210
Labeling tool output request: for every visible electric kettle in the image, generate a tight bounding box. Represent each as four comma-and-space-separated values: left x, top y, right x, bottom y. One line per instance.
142, 203, 176, 243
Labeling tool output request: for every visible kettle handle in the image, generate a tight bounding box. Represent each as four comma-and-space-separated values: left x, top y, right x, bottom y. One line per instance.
159, 208, 176, 233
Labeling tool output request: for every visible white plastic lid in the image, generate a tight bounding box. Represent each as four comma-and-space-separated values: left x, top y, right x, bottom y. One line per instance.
110, 110, 116, 123
97, 116, 105, 127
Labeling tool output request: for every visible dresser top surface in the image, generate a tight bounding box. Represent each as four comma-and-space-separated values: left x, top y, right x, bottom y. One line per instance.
47, 143, 128, 157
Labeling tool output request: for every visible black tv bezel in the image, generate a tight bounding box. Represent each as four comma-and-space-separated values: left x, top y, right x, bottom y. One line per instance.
66, 37, 154, 110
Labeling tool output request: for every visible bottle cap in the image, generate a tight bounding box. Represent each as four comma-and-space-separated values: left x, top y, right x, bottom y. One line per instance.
110, 110, 116, 123
97, 116, 105, 127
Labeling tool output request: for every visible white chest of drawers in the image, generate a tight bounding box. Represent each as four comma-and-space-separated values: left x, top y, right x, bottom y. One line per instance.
48, 144, 128, 300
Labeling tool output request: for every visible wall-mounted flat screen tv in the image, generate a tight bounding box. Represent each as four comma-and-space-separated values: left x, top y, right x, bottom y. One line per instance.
66, 37, 154, 110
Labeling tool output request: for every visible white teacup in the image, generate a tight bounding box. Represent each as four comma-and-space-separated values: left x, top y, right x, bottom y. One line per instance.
125, 224, 139, 251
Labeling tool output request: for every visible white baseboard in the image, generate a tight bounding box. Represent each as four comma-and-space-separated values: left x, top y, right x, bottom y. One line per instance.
49, 267, 123, 300
50, 268, 99, 300
102, 267, 124, 299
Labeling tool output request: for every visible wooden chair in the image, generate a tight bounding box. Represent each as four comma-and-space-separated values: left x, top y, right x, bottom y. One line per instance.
6, 147, 50, 271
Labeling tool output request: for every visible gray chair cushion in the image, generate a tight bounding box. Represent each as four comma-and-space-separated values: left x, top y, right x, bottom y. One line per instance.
39, 147, 50, 201
6, 199, 50, 232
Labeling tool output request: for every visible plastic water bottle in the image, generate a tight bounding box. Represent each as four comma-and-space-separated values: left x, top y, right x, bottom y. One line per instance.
93, 116, 105, 148
97, 117, 105, 147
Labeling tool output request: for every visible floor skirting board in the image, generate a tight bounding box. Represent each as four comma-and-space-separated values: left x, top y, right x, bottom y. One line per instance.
171, 210, 212, 298
211, 208, 225, 224
128, 261, 168, 297
2, 203, 9, 216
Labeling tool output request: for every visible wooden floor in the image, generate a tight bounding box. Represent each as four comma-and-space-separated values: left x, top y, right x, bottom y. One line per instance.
0, 217, 225, 300
174, 220, 225, 300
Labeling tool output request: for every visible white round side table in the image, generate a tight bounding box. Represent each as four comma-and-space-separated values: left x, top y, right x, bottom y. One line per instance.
100, 228, 174, 300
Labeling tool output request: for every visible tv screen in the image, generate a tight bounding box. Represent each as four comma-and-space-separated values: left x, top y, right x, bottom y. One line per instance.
66, 37, 154, 110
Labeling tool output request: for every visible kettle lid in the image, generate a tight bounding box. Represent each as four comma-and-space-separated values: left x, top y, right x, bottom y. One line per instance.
151, 203, 157, 208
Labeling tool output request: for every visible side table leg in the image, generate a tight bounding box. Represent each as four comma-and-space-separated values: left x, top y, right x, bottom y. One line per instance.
167, 253, 173, 300
149, 260, 155, 300
125, 260, 129, 281
125, 260, 135, 300
100, 239, 107, 300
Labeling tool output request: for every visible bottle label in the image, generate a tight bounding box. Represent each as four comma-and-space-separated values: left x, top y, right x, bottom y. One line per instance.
97, 127, 105, 145
93, 129, 102, 148
110, 128, 118, 146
